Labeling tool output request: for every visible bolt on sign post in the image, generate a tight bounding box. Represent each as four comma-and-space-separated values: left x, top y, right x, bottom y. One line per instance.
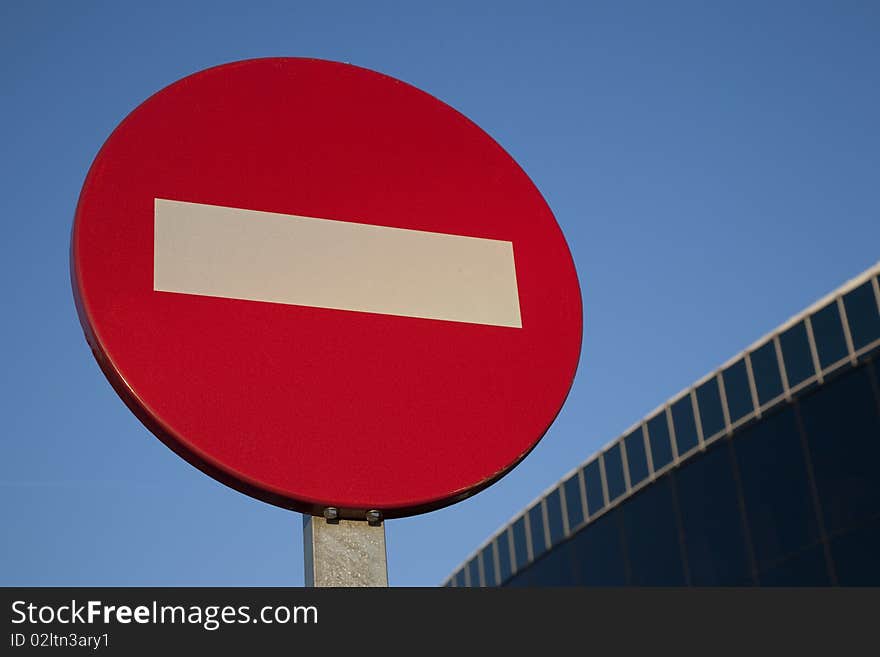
71, 58, 582, 586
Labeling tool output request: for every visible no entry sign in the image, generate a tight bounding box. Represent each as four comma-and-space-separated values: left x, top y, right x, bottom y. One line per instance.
71, 58, 582, 518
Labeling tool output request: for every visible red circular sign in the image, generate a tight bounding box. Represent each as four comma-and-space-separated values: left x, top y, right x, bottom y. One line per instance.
71, 58, 582, 518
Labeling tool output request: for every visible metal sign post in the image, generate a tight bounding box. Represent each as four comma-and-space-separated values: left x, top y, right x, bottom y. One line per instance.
303, 510, 388, 587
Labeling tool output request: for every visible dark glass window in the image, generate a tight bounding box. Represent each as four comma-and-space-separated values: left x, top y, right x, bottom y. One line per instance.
624, 429, 649, 486
620, 477, 686, 585
831, 518, 880, 586
671, 395, 699, 454
733, 406, 819, 571
528, 504, 547, 560
505, 569, 531, 587
570, 513, 628, 586
759, 545, 829, 586
497, 531, 512, 583
722, 359, 754, 423
647, 412, 673, 470
467, 557, 481, 587
562, 474, 584, 530
454, 570, 465, 587
512, 517, 529, 571
780, 321, 816, 388
798, 364, 880, 534
750, 341, 784, 405
696, 377, 726, 438
583, 460, 605, 515
521, 539, 577, 586
546, 488, 565, 545
811, 303, 848, 368
673, 443, 752, 585
481, 543, 497, 586
603, 443, 627, 501
843, 281, 880, 351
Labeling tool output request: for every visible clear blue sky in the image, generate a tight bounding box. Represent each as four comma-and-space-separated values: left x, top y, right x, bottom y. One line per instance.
2, 1, 878, 586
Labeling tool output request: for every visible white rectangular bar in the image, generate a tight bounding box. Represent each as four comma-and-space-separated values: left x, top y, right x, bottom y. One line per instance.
154, 198, 522, 328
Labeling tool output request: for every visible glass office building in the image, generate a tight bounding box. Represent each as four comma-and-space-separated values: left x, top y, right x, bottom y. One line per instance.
445, 263, 880, 586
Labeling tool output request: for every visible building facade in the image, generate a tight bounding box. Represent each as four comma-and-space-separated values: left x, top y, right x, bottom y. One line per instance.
445, 263, 880, 586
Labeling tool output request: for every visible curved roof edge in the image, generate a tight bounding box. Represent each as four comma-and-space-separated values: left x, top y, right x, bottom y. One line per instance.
444, 260, 880, 586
